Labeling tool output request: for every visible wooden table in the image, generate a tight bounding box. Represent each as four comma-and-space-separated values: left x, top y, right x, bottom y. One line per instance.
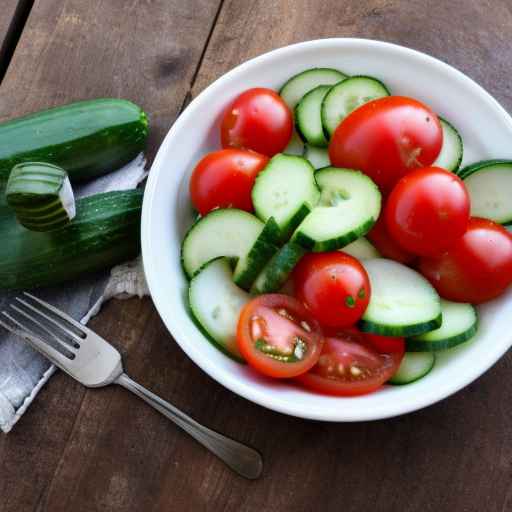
2, 1, 512, 510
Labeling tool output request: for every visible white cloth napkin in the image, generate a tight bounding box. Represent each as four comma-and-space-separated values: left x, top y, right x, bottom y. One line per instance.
0, 155, 149, 433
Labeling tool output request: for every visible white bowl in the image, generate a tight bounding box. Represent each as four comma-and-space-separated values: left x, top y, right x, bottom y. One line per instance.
141, 38, 512, 421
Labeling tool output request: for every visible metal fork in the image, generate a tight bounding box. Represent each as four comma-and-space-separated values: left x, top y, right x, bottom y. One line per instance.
0, 293, 262, 479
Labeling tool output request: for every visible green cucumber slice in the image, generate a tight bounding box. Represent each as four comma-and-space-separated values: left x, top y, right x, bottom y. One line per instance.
303, 144, 330, 169
406, 300, 477, 351
341, 237, 380, 260
279, 68, 348, 110
321, 76, 390, 137
293, 167, 381, 252
433, 117, 463, 172
284, 131, 304, 156
251, 242, 306, 294
458, 160, 512, 225
295, 85, 331, 147
189, 257, 248, 361
233, 217, 280, 290
181, 208, 264, 278
388, 352, 435, 385
6, 162, 75, 231
252, 154, 319, 240
360, 259, 442, 337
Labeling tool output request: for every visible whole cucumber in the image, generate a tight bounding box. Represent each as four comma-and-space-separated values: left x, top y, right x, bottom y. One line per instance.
0, 98, 148, 184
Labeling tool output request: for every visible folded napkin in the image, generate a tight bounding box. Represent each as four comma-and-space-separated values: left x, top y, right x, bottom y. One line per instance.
0, 155, 148, 433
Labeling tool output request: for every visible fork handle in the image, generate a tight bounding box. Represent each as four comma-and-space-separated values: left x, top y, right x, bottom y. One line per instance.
115, 373, 262, 479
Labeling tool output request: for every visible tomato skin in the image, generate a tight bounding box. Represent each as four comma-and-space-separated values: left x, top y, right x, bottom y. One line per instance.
367, 214, 416, 265
221, 88, 293, 157
296, 329, 403, 396
385, 167, 470, 257
329, 96, 442, 194
419, 217, 512, 303
293, 252, 370, 327
237, 294, 324, 378
189, 149, 268, 215
364, 333, 405, 355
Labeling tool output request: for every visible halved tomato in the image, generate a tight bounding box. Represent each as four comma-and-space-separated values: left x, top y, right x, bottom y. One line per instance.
237, 294, 324, 378
296, 329, 403, 396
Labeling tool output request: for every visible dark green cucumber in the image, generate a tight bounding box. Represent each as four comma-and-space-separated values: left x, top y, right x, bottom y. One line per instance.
0, 99, 148, 185
6, 162, 76, 231
0, 190, 142, 290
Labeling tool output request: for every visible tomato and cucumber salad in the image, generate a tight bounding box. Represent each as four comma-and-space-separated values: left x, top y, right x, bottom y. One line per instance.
182, 66, 512, 398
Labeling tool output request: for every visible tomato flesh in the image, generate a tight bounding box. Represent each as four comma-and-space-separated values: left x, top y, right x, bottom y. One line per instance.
293, 252, 370, 327
296, 329, 403, 396
221, 88, 293, 157
329, 96, 442, 194
385, 167, 470, 257
189, 149, 268, 215
237, 294, 323, 378
419, 217, 512, 303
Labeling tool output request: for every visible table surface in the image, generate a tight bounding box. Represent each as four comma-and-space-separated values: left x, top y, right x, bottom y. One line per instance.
2, 1, 512, 511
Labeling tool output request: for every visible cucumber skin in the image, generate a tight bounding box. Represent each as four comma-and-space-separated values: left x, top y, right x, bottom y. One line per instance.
359, 313, 443, 337
0, 190, 142, 290
388, 353, 436, 385
456, 159, 512, 180
293, 216, 376, 252
0, 99, 148, 185
251, 242, 306, 294
405, 318, 478, 352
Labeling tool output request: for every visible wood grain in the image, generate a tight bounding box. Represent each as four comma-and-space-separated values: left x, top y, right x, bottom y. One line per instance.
2, 1, 512, 511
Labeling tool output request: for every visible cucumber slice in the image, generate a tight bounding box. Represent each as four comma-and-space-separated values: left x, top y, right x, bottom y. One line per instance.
252, 154, 319, 239
433, 117, 463, 172
279, 68, 348, 110
189, 257, 248, 361
388, 352, 435, 385
321, 76, 390, 137
295, 85, 331, 147
458, 160, 512, 225
251, 242, 306, 294
303, 144, 330, 169
181, 208, 264, 278
284, 130, 304, 156
341, 237, 380, 260
6, 162, 76, 231
360, 259, 442, 336
406, 300, 477, 351
293, 167, 381, 252
233, 217, 280, 290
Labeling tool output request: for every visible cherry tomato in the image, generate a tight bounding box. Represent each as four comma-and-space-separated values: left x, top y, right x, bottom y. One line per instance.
237, 294, 323, 378
221, 88, 293, 157
296, 329, 403, 396
367, 214, 416, 265
419, 217, 512, 303
329, 96, 443, 194
364, 333, 405, 355
385, 167, 470, 257
189, 149, 268, 215
293, 252, 370, 328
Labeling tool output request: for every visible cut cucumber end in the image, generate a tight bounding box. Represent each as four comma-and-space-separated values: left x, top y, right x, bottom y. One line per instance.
303, 144, 330, 169
433, 117, 463, 172
340, 237, 380, 260
388, 352, 436, 385
295, 85, 331, 147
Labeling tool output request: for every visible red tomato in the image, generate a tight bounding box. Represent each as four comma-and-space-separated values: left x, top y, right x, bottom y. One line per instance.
364, 333, 405, 355
189, 149, 268, 215
367, 214, 416, 265
221, 88, 293, 157
296, 329, 403, 396
385, 167, 470, 257
419, 217, 512, 303
293, 252, 370, 327
329, 96, 443, 194
237, 294, 324, 378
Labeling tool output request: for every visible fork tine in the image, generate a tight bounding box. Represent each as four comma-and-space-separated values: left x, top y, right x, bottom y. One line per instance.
10, 304, 78, 353
15, 297, 82, 346
23, 292, 87, 335
1, 312, 73, 368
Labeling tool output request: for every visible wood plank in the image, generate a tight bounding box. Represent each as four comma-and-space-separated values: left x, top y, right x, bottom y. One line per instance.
0, 1, 24, 73
0, 0, 221, 511
3, 1, 512, 512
